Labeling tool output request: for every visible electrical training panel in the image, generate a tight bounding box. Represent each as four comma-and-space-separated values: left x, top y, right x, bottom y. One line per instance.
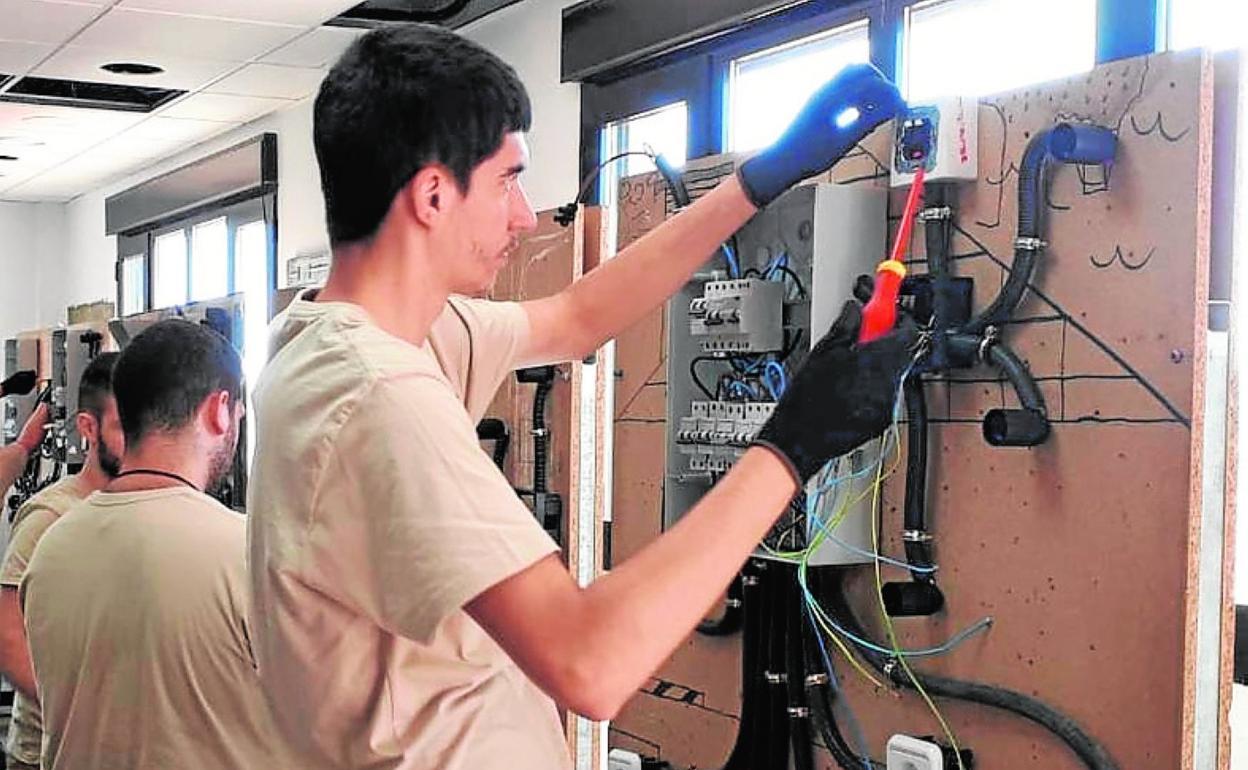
2, 337, 39, 446
663, 182, 886, 565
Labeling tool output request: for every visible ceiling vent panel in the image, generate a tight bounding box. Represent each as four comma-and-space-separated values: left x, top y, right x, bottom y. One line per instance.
0, 75, 185, 113
327, 0, 522, 28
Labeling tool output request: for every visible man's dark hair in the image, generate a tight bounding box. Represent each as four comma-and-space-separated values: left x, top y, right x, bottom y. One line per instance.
113, 320, 243, 447
78, 352, 119, 421
313, 23, 532, 246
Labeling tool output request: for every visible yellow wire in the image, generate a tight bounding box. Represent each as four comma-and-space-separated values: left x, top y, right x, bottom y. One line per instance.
869, 419, 967, 770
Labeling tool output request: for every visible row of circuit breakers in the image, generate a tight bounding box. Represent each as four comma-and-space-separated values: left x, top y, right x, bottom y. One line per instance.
664, 182, 886, 566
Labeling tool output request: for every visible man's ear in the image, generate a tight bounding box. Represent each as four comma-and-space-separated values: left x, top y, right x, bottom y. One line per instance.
406, 165, 455, 227
203, 392, 232, 437
75, 411, 97, 449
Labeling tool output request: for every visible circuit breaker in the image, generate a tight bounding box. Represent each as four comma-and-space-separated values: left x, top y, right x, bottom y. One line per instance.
662, 182, 886, 565
689, 279, 784, 353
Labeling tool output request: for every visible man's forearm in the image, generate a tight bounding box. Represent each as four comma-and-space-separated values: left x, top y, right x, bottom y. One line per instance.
565, 174, 757, 355
0, 444, 28, 496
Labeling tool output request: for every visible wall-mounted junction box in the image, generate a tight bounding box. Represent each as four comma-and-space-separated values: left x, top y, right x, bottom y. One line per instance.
891, 96, 978, 186
663, 182, 886, 565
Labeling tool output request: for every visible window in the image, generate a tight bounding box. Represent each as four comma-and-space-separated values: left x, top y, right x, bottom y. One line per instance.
904, 0, 1096, 102
153, 230, 189, 309
190, 217, 229, 303
120, 254, 146, 316
235, 219, 268, 463
1169, 0, 1246, 52
599, 101, 689, 207
727, 21, 871, 152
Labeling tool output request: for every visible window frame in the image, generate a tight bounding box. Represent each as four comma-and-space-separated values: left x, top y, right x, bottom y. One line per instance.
115, 193, 277, 318
577, 0, 1164, 195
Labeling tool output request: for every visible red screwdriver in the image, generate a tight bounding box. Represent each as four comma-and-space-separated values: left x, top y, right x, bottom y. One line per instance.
859, 165, 925, 343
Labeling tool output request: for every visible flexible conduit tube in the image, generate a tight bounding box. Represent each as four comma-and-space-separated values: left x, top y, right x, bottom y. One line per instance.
532, 378, 552, 494
964, 124, 1117, 335
902, 376, 936, 582
721, 565, 764, 770
819, 573, 1119, 770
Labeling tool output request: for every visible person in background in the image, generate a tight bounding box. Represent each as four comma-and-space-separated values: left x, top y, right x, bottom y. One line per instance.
21, 321, 300, 770
0, 403, 49, 499
248, 23, 912, 770
0, 354, 120, 770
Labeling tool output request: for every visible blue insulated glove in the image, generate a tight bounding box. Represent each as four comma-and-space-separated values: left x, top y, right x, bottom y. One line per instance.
737, 63, 905, 208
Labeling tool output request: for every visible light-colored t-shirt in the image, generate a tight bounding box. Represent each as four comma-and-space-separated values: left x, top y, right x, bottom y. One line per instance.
0, 475, 86, 767
21, 487, 301, 770
248, 291, 569, 770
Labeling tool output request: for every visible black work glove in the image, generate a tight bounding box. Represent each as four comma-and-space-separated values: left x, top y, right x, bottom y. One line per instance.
737, 63, 905, 208
752, 301, 918, 485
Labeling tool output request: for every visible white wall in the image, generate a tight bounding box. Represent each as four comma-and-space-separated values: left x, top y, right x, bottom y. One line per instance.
461, 0, 583, 212
0, 201, 66, 342
9, 0, 580, 330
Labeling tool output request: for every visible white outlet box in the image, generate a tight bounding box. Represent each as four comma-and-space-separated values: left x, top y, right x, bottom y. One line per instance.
887, 734, 944, 770
890, 96, 978, 186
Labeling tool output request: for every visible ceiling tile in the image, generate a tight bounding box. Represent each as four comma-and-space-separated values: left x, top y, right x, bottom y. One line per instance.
117, 0, 360, 27
206, 63, 324, 100
72, 8, 304, 63
0, 1, 102, 45
261, 26, 363, 69
158, 92, 292, 123
124, 115, 238, 144
0, 40, 55, 73
32, 45, 237, 90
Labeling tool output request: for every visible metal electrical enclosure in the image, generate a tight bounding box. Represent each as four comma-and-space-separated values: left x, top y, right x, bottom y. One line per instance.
662, 182, 886, 564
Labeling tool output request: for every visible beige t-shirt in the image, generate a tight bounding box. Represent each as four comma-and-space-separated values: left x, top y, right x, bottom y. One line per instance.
248, 292, 569, 770
21, 487, 301, 770
0, 475, 87, 766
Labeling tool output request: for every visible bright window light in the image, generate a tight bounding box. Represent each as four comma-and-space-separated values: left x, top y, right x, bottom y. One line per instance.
728, 21, 870, 152
190, 217, 229, 302
1170, 0, 1247, 52
905, 0, 1095, 103
235, 219, 269, 464
603, 102, 688, 179
153, 230, 188, 309
120, 254, 146, 316
598, 101, 688, 211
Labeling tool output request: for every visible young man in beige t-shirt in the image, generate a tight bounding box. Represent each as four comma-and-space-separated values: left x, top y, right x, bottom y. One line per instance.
22, 321, 299, 770
0, 354, 121, 770
250, 24, 913, 770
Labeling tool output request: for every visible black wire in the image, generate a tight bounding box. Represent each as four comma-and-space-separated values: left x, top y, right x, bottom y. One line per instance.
690, 357, 719, 400
574, 150, 657, 206
777, 327, 805, 364
770, 265, 808, 298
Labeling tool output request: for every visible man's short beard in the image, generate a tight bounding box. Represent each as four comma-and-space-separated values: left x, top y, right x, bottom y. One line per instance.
206, 420, 239, 495
96, 433, 122, 478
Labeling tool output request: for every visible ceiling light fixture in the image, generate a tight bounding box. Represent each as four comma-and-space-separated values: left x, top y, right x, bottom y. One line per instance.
101, 62, 165, 76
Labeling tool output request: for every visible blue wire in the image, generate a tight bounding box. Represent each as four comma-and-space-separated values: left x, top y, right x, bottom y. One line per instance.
720, 243, 740, 278
804, 601, 873, 770
764, 361, 787, 398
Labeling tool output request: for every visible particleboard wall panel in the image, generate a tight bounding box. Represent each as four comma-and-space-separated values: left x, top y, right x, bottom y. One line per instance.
608, 50, 1219, 770
482, 208, 602, 548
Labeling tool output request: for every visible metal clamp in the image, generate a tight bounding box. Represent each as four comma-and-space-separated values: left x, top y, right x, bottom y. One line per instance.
901, 529, 934, 543
764, 671, 787, 685
787, 707, 811, 719
725, 598, 743, 609
1014, 236, 1047, 251
917, 206, 952, 222
978, 325, 1000, 362
805, 673, 829, 687
741, 575, 760, 587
